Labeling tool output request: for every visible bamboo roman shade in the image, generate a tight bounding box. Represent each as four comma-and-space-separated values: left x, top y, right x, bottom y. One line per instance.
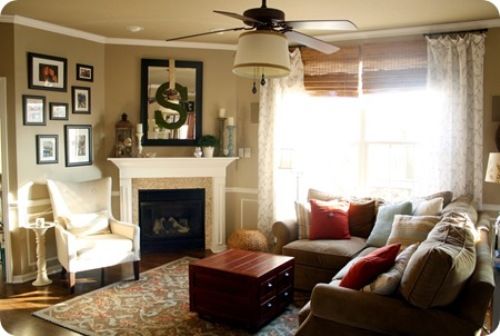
302, 39, 427, 96
302, 46, 360, 96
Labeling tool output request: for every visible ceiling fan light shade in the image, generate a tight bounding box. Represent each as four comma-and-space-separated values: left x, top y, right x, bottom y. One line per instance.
233, 31, 291, 79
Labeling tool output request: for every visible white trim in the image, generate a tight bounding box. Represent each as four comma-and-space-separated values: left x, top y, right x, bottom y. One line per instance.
481, 203, 500, 211
226, 187, 258, 194
11, 264, 61, 284
1, 14, 500, 49
319, 18, 500, 42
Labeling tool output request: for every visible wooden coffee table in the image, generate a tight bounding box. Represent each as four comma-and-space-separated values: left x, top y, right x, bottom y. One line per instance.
189, 249, 294, 331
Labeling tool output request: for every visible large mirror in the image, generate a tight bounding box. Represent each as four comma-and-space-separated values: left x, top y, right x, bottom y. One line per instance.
140, 58, 203, 146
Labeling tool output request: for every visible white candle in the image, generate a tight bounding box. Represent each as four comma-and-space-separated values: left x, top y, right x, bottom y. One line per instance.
227, 117, 234, 126
219, 108, 226, 118
137, 123, 143, 133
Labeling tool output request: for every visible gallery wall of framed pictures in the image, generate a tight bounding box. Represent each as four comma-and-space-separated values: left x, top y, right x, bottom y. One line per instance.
25, 51, 95, 167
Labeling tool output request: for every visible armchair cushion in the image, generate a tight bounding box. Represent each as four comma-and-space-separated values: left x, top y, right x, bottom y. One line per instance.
59, 210, 111, 237
76, 234, 133, 260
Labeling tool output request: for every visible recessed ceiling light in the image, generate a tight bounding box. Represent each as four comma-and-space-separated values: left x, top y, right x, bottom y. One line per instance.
127, 25, 144, 33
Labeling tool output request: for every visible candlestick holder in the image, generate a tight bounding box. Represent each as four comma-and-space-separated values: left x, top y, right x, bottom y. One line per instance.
136, 131, 143, 157
217, 117, 227, 157
226, 125, 236, 157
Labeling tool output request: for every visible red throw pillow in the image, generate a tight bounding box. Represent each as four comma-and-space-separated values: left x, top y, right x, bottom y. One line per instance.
309, 199, 350, 240
339, 243, 401, 290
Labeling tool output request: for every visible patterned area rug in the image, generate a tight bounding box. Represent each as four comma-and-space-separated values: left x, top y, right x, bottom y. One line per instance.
33, 257, 299, 335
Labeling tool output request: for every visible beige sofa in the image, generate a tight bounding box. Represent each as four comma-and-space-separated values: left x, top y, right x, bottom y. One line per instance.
272, 199, 495, 335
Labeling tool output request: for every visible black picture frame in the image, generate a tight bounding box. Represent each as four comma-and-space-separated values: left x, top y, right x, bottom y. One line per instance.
27, 52, 67, 92
23, 95, 46, 126
140, 58, 203, 147
49, 102, 69, 120
36, 134, 58, 164
72, 86, 91, 114
76, 63, 93, 82
64, 124, 92, 167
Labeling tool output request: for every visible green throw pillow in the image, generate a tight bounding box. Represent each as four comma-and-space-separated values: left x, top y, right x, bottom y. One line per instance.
366, 201, 412, 247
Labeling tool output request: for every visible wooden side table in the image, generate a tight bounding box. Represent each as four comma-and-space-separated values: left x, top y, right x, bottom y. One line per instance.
24, 222, 55, 286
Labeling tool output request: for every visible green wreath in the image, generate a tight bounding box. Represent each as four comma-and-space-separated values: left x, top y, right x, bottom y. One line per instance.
154, 82, 189, 130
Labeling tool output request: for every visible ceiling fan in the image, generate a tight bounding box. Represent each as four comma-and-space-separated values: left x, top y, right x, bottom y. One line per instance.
166, 0, 357, 54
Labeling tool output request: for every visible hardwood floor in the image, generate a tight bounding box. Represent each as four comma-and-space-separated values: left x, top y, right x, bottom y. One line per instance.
0, 249, 209, 336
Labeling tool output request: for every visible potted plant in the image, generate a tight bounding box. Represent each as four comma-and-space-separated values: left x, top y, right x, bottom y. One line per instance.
198, 135, 219, 158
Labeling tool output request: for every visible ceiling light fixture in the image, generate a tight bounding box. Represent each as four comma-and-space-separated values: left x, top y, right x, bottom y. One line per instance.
232, 30, 290, 93
126, 25, 144, 33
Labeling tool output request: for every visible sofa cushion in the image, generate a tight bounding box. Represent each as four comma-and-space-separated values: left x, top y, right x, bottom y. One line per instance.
348, 200, 376, 238
295, 201, 311, 239
309, 199, 350, 240
362, 243, 418, 295
400, 215, 476, 308
413, 197, 443, 216
442, 195, 477, 223
386, 215, 441, 248
283, 237, 367, 271
339, 243, 401, 290
366, 202, 412, 247
333, 247, 378, 280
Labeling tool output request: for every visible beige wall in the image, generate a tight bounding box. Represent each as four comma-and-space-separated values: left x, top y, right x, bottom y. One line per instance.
483, 27, 500, 205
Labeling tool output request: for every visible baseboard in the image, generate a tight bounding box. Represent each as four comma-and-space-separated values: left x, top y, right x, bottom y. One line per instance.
11, 264, 62, 284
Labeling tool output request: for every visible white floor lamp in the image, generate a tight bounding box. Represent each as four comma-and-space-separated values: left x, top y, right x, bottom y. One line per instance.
278, 148, 302, 201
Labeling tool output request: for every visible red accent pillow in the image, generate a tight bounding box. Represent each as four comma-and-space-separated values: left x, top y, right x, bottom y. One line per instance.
339, 243, 401, 290
309, 199, 350, 240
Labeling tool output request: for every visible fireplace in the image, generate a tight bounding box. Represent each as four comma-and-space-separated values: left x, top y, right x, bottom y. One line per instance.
139, 188, 205, 251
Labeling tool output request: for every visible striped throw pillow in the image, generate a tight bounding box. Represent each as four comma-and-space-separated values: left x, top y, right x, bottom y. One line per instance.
295, 201, 311, 239
386, 215, 441, 248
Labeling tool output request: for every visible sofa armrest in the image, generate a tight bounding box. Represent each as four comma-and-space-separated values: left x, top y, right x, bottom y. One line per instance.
272, 219, 299, 254
54, 222, 77, 270
109, 218, 140, 256
308, 284, 477, 336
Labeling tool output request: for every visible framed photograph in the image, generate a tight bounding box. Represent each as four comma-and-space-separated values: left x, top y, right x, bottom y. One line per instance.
49, 102, 68, 120
64, 125, 92, 167
72, 86, 91, 114
36, 135, 58, 164
76, 63, 93, 82
27, 52, 67, 92
23, 95, 46, 126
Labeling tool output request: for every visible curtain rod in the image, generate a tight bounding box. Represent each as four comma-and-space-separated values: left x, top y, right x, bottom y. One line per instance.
424, 28, 488, 38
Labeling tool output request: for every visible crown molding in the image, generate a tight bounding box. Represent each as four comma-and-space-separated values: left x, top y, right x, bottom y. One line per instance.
2, 14, 500, 49
319, 18, 500, 42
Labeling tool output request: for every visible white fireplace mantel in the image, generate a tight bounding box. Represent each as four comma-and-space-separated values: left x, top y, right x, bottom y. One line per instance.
108, 157, 238, 252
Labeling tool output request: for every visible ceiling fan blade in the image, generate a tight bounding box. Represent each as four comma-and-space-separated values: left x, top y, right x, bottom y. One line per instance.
285, 30, 339, 54
282, 20, 357, 31
166, 27, 246, 42
214, 10, 263, 25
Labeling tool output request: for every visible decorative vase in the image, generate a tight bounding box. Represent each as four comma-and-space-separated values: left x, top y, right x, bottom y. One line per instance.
193, 147, 202, 158
202, 147, 214, 158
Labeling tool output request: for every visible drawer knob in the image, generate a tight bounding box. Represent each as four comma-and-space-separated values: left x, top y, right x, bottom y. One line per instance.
284, 291, 289, 297
267, 282, 273, 288
267, 302, 272, 308
284, 272, 290, 277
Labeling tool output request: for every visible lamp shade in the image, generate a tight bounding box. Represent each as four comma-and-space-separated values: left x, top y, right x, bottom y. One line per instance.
485, 153, 500, 183
233, 30, 291, 79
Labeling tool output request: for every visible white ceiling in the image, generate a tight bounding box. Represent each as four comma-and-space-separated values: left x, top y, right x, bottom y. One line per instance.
2, 0, 499, 44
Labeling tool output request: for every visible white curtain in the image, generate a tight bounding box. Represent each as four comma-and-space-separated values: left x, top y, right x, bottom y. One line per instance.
425, 32, 485, 205
258, 49, 304, 240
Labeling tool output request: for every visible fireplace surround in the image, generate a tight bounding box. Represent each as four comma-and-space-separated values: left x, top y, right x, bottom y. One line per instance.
108, 157, 237, 252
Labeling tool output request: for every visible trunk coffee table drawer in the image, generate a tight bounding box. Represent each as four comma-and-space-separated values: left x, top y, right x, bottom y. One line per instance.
189, 249, 294, 331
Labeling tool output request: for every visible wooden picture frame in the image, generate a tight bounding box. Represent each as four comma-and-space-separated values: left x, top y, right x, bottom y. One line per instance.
36, 134, 58, 164
49, 102, 69, 120
23, 95, 46, 126
27, 52, 67, 92
76, 63, 93, 82
64, 124, 92, 167
72, 86, 91, 114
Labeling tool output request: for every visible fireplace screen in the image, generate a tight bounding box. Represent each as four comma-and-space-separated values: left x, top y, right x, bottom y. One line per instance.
139, 188, 205, 251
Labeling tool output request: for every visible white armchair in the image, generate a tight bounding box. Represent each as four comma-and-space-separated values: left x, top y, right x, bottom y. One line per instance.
47, 177, 140, 292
